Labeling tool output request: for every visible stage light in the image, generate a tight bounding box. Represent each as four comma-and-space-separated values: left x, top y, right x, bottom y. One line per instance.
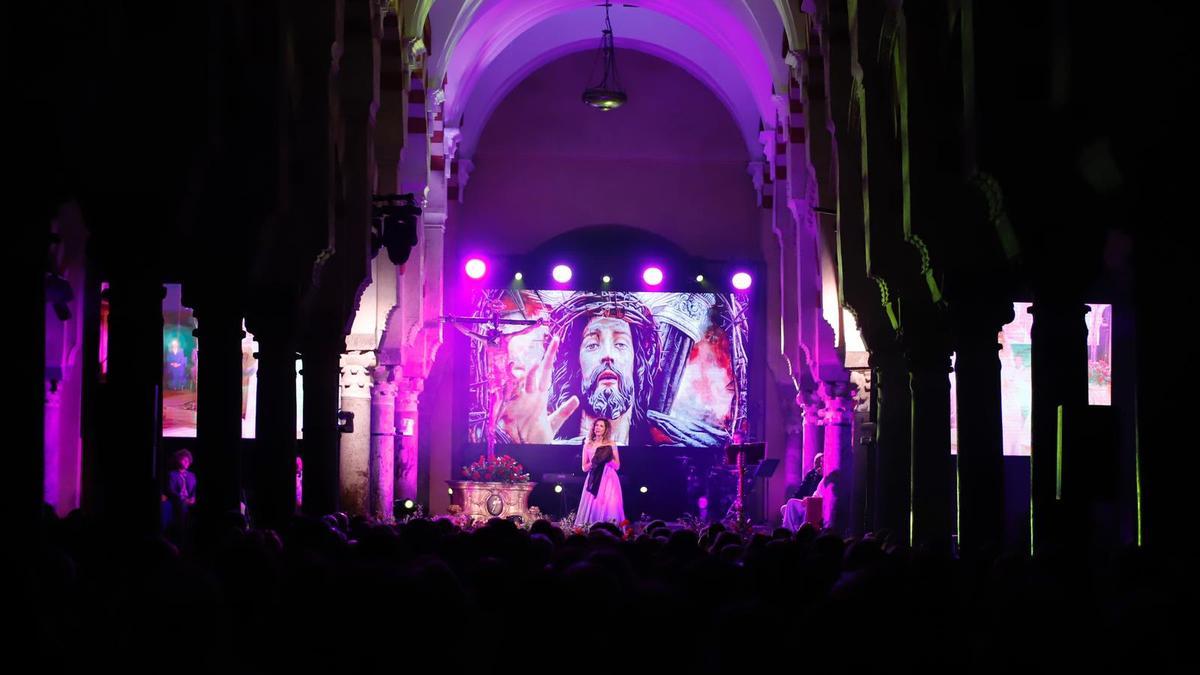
554, 484, 564, 494
639, 486, 649, 494
695, 274, 705, 283
698, 496, 709, 509
642, 267, 664, 286
732, 272, 753, 290
465, 258, 487, 279
448, 488, 454, 495
395, 498, 420, 519
552, 264, 573, 283
602, 275, 611, 284
514, 272, 523, 281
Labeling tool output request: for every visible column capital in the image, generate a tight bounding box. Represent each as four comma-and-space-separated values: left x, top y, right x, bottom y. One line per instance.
819, 380, 858, 426
796, 388, 824, 416
340, 351, 377, 396
905, 343, 952, 375
370, 363, 399, 401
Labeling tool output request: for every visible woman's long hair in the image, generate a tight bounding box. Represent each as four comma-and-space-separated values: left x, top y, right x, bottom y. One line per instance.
588, 418, 613, 443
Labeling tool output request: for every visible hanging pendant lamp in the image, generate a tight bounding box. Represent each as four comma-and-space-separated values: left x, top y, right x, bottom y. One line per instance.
582, 2, 627, 110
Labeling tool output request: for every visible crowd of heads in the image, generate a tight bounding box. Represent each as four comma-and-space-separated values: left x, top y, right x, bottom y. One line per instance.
18, 505, 1190, 672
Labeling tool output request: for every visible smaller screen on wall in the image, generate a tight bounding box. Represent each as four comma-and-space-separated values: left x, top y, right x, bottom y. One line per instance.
162, 284, 198, 437
950, 302, 1112, 456
161, 284, 303, 439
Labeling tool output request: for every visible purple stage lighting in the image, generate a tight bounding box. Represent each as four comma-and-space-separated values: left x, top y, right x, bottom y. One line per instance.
731, 272, 752, 290
552, 264, 573, 283
642, 266, 664, 286
464, 258, 487, 279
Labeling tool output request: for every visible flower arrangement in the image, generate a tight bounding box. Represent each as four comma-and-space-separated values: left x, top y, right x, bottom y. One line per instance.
461, 454, 531, 483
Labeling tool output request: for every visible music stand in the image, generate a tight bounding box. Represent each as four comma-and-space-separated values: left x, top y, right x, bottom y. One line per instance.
724, 442, 766, 530
725, 442, 766, 465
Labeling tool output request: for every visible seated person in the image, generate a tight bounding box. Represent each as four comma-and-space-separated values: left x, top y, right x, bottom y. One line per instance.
780, 453, 824, 531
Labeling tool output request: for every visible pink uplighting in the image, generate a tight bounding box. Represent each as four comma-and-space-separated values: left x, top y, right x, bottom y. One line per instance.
552, 264, 573, 283
731, 272, 752, 290
642, 266, 664, 286
465, 258, 487, 279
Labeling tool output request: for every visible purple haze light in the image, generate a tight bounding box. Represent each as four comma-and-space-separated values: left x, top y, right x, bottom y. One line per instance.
642, 266, 664, 286
465, 258, 487, 279
731, 272, 752, 290
552, 264, 573, 283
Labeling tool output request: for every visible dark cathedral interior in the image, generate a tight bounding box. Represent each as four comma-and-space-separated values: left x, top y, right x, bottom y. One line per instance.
9, 1, 1198, 670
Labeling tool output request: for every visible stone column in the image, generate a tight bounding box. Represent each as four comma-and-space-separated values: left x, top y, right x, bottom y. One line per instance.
871, 350, 912, 543
251, 325, 297, 530
98, 279, 165, 534
1029, 301, 1089, 555
301, 332, 344, 518
954, 309, 1010, 555
908, 345, 954, 552
44, 379, 62, 513
781, 396, 806, 500
395, 378, 422, 502
819, 380, 857, 533
193, 306, 245, 515
338, 352, 373, 517
369, 366, 397, 522
798, 390, 825, 477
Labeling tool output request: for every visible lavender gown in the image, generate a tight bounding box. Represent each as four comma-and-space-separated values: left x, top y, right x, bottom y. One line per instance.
576, 443, 625, 526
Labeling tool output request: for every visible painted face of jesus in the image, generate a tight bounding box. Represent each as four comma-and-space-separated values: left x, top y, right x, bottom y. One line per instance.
579, 316, 636, 420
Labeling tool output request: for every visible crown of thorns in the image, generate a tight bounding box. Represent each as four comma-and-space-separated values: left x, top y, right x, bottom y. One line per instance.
550, 292, 662, 367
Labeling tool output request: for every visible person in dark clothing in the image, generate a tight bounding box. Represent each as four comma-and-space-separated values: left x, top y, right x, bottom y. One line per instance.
164, 448, 197, 540
781, 453, 823, 530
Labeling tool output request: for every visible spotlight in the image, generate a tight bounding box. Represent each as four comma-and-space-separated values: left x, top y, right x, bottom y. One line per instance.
394, 498, 420, 519
554, 484, 564, 494
695, 274, 705, 283
602, 275, 611, 284
465, 258, 487, 279
731, 272, 753, 290
639, 486, 649, 494
552, 264, 573, 283
514, 272, 523, 281
698, 496, 709, 509
642, 267, 664, 286
448, 488, 454, 495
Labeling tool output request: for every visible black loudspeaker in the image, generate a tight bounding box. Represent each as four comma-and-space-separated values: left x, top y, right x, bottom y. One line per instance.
1057, 404, 1120, 503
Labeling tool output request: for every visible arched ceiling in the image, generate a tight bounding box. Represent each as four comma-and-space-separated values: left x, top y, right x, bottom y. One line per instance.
414, 0, 793, 160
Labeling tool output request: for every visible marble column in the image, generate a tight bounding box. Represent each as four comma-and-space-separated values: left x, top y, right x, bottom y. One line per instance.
193, 306, 245, 515
301, 333, 343, 518
369, 366, 397, 522
909, 345, 954, 552
98, 279, 165, 534
819, 380, 857, 533
1029, 301, 1089, 555
954, 310, 1010, 555
338, 352, 373, 517
871, 350, 912, 543
395, 378, 422, 503
251, 326, 297, 530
